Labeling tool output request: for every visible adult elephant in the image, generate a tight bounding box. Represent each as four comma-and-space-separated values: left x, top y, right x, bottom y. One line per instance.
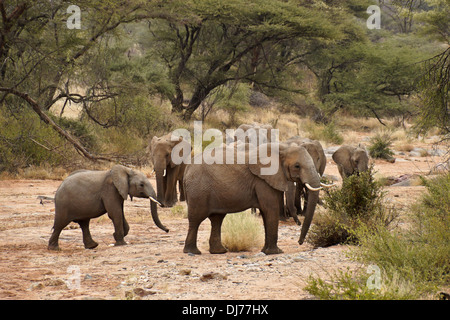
332, 144, 369, 180
149, 133, 191, 207
283, 137, 329, 223
183, 143, 323, 255
236, 123, 274, 145
48, 165, 169, 251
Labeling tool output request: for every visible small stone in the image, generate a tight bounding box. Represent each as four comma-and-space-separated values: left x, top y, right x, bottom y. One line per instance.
179, 269, 191, 276
200, 272, 227, 282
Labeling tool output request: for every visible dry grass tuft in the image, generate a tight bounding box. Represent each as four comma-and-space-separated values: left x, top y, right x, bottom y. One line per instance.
221, 210, 264, 252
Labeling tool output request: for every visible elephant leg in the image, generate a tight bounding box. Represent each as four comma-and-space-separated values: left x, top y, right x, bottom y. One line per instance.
208, 214, 227, 254
106, 202, 127, 246
295, 184, 303, 216
48, 215, 70, 250
178, 178, 185, 202
183, 210, 206, 255
285, 182, 301, 225
165, 169, 178, 207
301, 188, 309, 216
257, 186, 283, 255
123, 217, 130, 237
77, 219, 98, 249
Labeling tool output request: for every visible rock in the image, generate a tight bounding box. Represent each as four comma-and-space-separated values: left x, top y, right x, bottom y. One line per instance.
409, 151, 422, 157
200, 272, 227, 282
179, 269, 191, 276
391, 179, 412, 187
429, 149, 446, 157
43, 278, 66, 287
29, 282, 44, 291
132, 287, 157, 297
324, 146, 340, 155
410, 148, 428, 157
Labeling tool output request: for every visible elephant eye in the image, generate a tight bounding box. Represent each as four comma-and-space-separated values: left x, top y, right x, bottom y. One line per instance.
294, 163, 300, 169
140, 183, 145, 187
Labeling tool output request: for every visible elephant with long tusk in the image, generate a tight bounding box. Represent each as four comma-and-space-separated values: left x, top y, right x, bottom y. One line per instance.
183, 142, 322, 255
283, 137, 334, 224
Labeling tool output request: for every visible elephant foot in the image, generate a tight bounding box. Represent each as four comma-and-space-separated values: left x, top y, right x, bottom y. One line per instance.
84, 241, 99, 249
209, 244, 228, 254
183, 245, 202, 255
261, 246, 283, 255
48, 244, 60, 251
113, 240, 127, 247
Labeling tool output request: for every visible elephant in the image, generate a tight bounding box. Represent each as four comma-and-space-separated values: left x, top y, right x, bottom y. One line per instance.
332, 144, 369, 180
283, 137, 328, 223
182, 142, 323, 255
48, 165, 169, 250
149, 134, 191, 207
236, 123, 275, 145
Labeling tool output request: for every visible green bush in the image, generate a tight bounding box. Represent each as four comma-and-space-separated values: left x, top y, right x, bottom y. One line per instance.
306, 172, 450, 300
0, 107, 77, 172
303, 120, 344, 144
368, 133, 395, 160
307, 165, 397, 247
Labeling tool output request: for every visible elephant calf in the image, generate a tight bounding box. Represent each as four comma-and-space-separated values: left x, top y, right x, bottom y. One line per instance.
48, 165, 168, 250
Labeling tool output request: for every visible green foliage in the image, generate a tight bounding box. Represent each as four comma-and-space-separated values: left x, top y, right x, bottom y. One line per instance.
305, 267, 420, 300
303, 121, 344, 144
307, 172, 450, 300
308, 165, 397, 247
368, 133, 395, 160
0, 106, 74, 171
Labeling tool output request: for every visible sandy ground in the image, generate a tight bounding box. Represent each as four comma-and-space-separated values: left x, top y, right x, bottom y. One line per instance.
0, 150, 444, 300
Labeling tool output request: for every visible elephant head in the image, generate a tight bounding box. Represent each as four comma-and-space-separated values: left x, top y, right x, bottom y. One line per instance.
332, 145, 369, 179
149, 134, 190, 207
249, 143, 322, 244
111, 165, 169, 233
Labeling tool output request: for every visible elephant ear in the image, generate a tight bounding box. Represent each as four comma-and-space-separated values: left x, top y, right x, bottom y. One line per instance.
248, 143, 288, 192
111, 165, 131, 200
332, 146, 351, 166
332, 146, 355, 176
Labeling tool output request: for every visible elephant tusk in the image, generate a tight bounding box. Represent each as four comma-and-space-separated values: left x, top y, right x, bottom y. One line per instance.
305, 183, 322, 191
320, 182, 335, 188
149, 196, 163, 206
163, 169, 166, 177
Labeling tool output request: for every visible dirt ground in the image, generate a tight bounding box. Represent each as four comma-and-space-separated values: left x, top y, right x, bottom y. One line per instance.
0, 148, 445, 300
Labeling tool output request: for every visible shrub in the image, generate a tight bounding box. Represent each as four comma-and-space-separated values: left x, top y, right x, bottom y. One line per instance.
368, 133, 395, 160
306, 172, 450, 300
303, 120, 344, 144
307, 165, 398, 247
221, 211, 263, 252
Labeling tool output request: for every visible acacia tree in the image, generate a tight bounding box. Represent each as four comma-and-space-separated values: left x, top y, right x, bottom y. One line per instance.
415, 0, 450, 135
145, 0, 347, 120
0, 0, 155, 161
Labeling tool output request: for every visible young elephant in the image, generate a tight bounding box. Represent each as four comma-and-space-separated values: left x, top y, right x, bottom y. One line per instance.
48, 165, 169, 250
332, 144, 369, 179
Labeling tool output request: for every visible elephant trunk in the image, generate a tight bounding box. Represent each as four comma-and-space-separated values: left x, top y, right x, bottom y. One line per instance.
154, 168, 166, 206
150, 198, 169, 233
298, 189, 319, 245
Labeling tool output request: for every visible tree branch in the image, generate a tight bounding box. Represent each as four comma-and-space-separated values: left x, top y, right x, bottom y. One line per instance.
0, 87, 114, 162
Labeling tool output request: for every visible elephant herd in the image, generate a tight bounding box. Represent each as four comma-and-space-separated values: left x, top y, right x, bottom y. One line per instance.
48, 123, 369, 255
